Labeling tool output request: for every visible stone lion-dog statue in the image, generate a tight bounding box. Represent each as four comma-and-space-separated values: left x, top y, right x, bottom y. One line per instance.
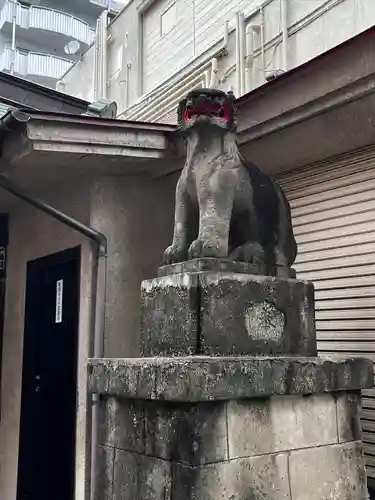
163, 88, 297, 269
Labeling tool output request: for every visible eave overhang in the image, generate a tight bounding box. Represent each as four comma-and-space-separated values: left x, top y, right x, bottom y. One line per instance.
236, 26, 375, 175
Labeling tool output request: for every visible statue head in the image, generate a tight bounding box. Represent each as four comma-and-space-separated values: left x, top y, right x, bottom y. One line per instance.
177, 88, 237, 133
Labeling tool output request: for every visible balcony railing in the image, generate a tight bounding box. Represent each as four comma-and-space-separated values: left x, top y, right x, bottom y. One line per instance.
0, 1, 94, 46
0, 47, 72, 80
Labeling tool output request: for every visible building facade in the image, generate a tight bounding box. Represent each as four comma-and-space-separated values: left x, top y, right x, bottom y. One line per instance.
2, 6, 375, 500
59, 0, 375, 122
0, 0, 124, 88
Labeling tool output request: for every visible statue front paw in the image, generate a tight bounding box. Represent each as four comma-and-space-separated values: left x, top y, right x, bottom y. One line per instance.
163, 244, 188, 265
188, 239, 224, 259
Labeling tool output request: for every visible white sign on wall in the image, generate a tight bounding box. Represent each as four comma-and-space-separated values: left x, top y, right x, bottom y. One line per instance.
55, 279, 63, 324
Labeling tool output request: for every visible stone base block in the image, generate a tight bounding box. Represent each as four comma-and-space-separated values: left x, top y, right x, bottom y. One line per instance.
90, 358, 372, 499
94, 390, 369, 500
140, 271, 316, 357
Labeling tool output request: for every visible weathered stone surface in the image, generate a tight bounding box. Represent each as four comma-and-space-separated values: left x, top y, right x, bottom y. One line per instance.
172, 453, 291, 499
88, 356, 373, 402
95, 445, 114, 500
158, 257, 296, 278
337, 391, 362, 443
88, 357, 156, 399
140, 274, 199, 356
227, 393, 337, 458
140, 271, 315, 357
113, 450, 171, 500
145, 401, 228, 465
289, 441, 368, 500
98, 397, 145, 452
199, 272, 316, 356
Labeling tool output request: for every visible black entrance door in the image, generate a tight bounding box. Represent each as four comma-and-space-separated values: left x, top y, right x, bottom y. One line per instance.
17, 246, 81, 500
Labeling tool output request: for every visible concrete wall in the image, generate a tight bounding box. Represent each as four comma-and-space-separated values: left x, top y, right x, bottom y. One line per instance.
57, 44, 95, 102
0, 169, 179, 500
0, 179, 92, 500
90, 172, 178, 358
59, 0, 375, 121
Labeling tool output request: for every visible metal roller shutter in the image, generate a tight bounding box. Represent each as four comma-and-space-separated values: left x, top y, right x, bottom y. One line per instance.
277, 146, 375, 484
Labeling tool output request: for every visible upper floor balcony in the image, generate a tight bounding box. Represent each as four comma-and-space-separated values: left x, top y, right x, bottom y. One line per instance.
0, 1, 94, 51
0, 46, 72, 86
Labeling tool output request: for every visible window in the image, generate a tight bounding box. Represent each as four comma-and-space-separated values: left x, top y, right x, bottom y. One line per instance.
160, 2, 176, 37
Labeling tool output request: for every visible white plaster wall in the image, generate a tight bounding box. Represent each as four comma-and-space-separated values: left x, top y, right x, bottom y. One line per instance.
59, 0, 375, 121
0, 179, 92, 500
90, 172, 178, 357
57, 44, 95, 103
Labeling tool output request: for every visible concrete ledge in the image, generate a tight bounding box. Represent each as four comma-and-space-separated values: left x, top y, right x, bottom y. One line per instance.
158, 258, 296, 278
88, 356, 373, 402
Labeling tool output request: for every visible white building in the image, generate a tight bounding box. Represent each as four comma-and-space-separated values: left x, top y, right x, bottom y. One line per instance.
0, 0, 125, 88
59, 0, 375, 123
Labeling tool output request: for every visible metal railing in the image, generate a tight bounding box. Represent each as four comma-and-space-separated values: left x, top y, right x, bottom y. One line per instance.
0, 47, 72, 79
0, 1, 95, 45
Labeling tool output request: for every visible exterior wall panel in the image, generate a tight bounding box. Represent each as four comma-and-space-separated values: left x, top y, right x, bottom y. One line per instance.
142, 0, 194, 92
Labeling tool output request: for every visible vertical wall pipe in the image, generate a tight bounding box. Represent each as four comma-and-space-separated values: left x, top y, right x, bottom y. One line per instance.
93, 18, 100, 100
281, 0, 288, 71
100, 11, 108, 99
239, 13, 246, 95
260, 5, 265, 74
209, 57, 218, 88
223, 20, 229, 49
235, 12, 241, 96
245, 24, 254, 93
10, 0, 16, 75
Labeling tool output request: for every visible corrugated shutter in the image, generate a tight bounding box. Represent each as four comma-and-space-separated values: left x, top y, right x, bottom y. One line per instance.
277, 146, 375, 483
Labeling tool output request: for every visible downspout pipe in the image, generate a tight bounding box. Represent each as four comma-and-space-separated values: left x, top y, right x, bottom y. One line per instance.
101, 11, 108, 99
10, 0, 17, 76
245, 24, 254, 93
235, 12, 241, 96
239, 13, 246, 96
0, 173, 107, 500
281, 0, 288, 71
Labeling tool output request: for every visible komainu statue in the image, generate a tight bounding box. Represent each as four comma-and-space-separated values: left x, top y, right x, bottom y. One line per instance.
163, 88, 297, 269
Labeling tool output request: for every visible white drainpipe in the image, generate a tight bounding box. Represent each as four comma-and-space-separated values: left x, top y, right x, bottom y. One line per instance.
245, 24, 254, 93
235, 13, 241, 96
100, 11, 108, 99
10, 0, 17, 75
259, 5, 265, 75
239, 13, 246, 96
124, 63, 131, 109
235, 12, 246, 96
281, 0, 288, 71
93, 18, 100, 100
209, 57, 218, 88
223, 20, 229, 50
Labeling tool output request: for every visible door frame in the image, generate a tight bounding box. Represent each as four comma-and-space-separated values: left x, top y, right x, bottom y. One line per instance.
17, 245, 82, 500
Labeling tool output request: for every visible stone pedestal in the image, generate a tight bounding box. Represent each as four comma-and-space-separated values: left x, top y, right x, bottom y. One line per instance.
89, 258, 373, 500
140, 259, 315, 357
